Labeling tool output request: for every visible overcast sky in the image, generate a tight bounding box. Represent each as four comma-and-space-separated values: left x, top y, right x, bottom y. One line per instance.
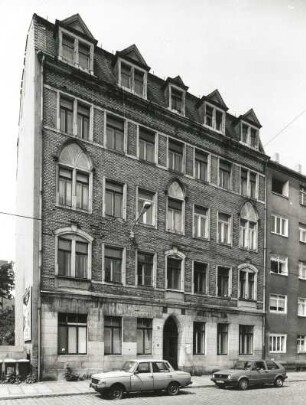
1, 0, 306, 261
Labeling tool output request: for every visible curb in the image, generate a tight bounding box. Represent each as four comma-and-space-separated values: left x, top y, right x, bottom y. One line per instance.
0, 390, 96, 401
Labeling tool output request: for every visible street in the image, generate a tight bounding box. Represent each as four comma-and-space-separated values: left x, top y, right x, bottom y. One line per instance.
1, 381, 306, 405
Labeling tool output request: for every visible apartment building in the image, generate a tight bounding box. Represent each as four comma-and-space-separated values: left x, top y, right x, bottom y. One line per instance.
266, 161, 306, 368
16, 13, 268, 379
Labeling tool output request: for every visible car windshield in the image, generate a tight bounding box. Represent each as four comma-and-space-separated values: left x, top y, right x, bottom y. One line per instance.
121, 361, 137, 372
232, 361, 253, 370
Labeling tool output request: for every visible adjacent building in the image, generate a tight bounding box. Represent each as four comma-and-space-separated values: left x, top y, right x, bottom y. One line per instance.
16, 13, 269, 379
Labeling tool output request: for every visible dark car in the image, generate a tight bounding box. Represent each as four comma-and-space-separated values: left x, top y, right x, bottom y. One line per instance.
211, 359, 287, 390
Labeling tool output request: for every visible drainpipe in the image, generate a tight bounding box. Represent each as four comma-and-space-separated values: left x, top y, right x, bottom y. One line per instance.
262, 161, 268, 359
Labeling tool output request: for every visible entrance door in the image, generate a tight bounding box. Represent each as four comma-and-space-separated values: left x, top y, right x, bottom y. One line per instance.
163, 317, 178, 369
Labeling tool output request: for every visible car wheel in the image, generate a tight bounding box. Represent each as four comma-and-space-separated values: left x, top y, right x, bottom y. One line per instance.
238, 378, 249, 390
216, 383, 225, 389
274, 377, 284, 388
167, 381, 180, 396
108, 384, 124, 400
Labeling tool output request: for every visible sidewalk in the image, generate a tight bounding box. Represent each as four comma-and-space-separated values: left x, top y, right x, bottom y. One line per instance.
0, 372, 305, 401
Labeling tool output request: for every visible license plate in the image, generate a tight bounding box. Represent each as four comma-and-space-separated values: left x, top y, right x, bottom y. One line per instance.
216, 380, 224, 383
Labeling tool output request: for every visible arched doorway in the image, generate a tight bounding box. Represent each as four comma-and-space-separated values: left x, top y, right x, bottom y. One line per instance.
163, 317, 178, 369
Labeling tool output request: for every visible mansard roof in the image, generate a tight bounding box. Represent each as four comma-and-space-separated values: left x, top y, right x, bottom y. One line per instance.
56, 14, 96, 43
116, 44, 150, 71
239, 108, 262, 128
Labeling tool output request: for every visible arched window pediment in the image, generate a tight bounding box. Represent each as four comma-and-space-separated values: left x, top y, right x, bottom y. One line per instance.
168, 181, 184, 200
240, 202, 258, 222
59, 143, 92, 171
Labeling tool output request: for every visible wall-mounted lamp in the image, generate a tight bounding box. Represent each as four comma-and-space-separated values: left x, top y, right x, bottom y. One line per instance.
129, 201, 152, 240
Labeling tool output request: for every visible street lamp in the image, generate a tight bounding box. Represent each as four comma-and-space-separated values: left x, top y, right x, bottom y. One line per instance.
129, 200, 152, 240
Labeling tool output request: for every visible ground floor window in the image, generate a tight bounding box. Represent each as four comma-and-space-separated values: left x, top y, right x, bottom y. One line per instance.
137, 318, 152, 354
239, 325, 253, 354
58, 313, 87, 355
104, 316, 122, 354
297, 335, 306, 353
269, 334, 286, 353
217, 323, 228, 355
193, 322, 205, 354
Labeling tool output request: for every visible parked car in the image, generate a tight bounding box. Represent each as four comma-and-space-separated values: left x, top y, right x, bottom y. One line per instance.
211, 359, 287, 390
90, 359, 192, 399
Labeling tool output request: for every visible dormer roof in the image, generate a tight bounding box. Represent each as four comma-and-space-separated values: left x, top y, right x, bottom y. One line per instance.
56, 14, 97, 43
205, 89, 228, 111
239, 108, 262, 128
116, 44, 150, 71
165, 75, 189, 91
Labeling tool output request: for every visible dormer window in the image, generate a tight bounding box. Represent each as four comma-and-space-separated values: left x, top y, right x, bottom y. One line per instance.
169, 86, 185, 115
241, 122, 259, 149
204, 103, 225, 134
119, 61, 146, 98
59, 29, 94, 74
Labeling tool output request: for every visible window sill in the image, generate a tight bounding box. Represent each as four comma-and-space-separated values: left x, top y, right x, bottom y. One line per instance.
103, 281, 123, 286
136, 284, 154, 290
297, 315, 306, 318
239, 247, 258, 253
166, 229, 184, 236
56, 204, 92, 215
58, 353, 87, 356
298, 277, 306, 281
271, 232, 288, 238
57, 275, 90, 281
193, 291, 208, 296
138, 158, 157, 166
167, 167, 185, 176
270, 272, 288, 277
193, 236, 209, 241
119, 85, 146, 100
203, 124, 225, 135
269, 311, 287, 315
217, 242, 232, 248
272, 192, 289, 199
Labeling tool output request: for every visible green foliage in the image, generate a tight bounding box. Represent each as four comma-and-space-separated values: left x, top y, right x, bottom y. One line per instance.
0, 307, 15, 345
0, 262, 14, 303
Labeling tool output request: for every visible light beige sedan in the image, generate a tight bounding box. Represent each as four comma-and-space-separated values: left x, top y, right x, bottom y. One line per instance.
90, 359, 192, 399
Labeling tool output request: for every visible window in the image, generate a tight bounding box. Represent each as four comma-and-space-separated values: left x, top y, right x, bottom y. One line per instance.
239, 325, 253, 355
193, 262, 207, 294
240, 168, 257, 198
195, 149, 208, 181
218, 213, 231, 244
168, 139, 184, 172
137, 318, 152, 355
57, 234, 90, 279
299, 261, 306, 280
217, 266, 231, 297
106, 115, 125, 152
194, 206, 209, 239
104, 247, 123, 284
299, 225, 306, 243
272, 177, 289, 197
105, 181, 124, 218
269, 294, 287, 313
239, 269, 256, 300
270, 255, 288, 276
240, 220, 257, 250
139, 127, 155, 163
266, 360, 280, 370
219, 160, 231, 190
300, 186, 306, 206
119, 61, 146, 98
241, 123, 259, 149
204, 103, 225, 133
58, 164, 90, 211
297, 335, 306, 353
138, 189, 155, 226
298, 298, 306, 317
104, 316, 121, 355
271, 215, 288, 237
137, 252, 154, 286
58, 313, 87, 355
217, 324, 228, 355
59, 30, 93, 73
167, 182, 184, 234
170, 87, 184, 114
167, 257, 182, 290
193, 322, 205, 354
59, 96, 92, 139
269, 334, 286, 353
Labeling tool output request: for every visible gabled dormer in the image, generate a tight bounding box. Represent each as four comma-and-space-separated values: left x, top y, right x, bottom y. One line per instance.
238, 109, 262, 150
115, 44, 150, 99
165, 76, 188, 116
55, 14, 97, 75
201, 89, 228, 134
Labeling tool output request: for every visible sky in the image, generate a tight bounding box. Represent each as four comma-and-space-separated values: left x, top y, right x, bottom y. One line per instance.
1, 0, 306, 261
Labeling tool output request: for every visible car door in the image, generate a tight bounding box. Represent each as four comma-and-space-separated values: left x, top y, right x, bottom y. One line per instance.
130, 362, 154, 392
265, 360, 281, 383
252, 361, 269, 384
152, 361, 173, 390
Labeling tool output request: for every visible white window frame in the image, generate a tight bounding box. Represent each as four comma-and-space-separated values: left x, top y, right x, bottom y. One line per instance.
193, 205, 209, 239
299, 225, 306, 243
58, 28, 94, 74
58, 92, 93, 141
217, 266, 232, 298
269, 294, 287, 314
271, 177, 289, 197
166, 182, 185, 235
269, 334, 286, 353
136, 187, 157, 228
55, 226, 93, 279
240, 168, 258, 199
238, 264, 258, 300
118, 58, 148, 99
239, 219, 258, 251
240, 121, 259, 150
218, 159, 232, 190
102, 244, 126, 285
194, 149, 210, 182
217, 212, 232, 245
270, 255, 288, 276
271, 214, 288, 237
300, 186, 306, 206
169, 84, 185, 116
192, 261, 208, 295
137, 125, 157, 163
298, 297, 306, 317
299, 261, 306, 280
103, 179, 127, 220
168, 138, 185, 173
203, 102, 225, 134
297, 335, 306, 353
135, 250, 157, 288
165, 249, 185, 291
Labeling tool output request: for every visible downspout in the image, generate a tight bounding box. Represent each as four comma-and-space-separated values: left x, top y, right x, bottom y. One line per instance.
262, 160, 268, 359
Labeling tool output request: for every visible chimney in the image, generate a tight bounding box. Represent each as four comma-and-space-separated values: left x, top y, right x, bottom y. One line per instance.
273, 153, 280, 163
295, 164, 302, 174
